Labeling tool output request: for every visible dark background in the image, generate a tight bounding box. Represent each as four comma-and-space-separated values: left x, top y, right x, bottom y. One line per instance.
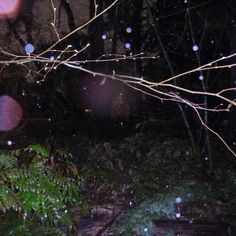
0, 0, 235, 158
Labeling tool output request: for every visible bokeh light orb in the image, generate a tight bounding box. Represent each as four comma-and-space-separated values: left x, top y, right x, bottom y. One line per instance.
102, 34, 107, 40
126, 27, 132, 33
0, 95, 23, 131
192, 45, 199, 51
125, 42, 131, 49
49, 55, 55, 61
199, 74, 204, 80
24, 43, 35, 54
0, 0, 21, 19
7, 140, 13, 145
176, 213, 181, 218
175, 197, 182, 204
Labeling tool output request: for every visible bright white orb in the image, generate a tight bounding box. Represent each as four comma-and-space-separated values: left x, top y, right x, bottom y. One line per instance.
49, 56, 55, 61
102, 34, 107, 40
125, 42, 131, 49
126, 27, 132, 33
175, 197, 182, 204
7, 140, 13, 145
24, 43, 35, 54
192, 45, 199, 51
199, 75, 204, 80
176, 213, 181, 218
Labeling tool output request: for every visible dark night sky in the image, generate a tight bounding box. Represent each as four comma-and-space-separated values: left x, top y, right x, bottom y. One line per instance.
0, 0, 235, 154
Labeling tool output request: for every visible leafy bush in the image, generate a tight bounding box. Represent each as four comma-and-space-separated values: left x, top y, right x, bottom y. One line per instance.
0, 145, 88, 235
80, 131, 236, 210
77, 132, 235, 235
81, 132, 195, 197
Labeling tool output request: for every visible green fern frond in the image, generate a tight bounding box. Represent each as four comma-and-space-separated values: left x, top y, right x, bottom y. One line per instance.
0, 144, 87, 235
27, 144, 50, 158
0, 152, 17, 170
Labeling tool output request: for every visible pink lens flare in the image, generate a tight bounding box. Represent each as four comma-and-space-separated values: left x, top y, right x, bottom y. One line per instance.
0, 0, 21, 18
0, 95, 23, 131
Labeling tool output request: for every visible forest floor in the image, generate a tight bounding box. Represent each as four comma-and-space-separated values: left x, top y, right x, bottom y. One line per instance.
76, 195, 236, 236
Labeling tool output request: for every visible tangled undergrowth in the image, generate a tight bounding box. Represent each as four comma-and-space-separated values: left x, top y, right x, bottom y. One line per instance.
0, 131, 236, 235
77, 131, 236, 235
0, 144, 87, 235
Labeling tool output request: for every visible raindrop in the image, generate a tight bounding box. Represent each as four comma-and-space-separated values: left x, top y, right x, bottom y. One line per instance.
24, 43, 35, 54
23, 212, 27, 220
99, 78, 107, 86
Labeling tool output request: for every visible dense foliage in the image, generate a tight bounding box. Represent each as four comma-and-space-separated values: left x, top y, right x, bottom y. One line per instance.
0, 130, 236, 235
77, 131, 236, 234
0, 145, 87, 235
